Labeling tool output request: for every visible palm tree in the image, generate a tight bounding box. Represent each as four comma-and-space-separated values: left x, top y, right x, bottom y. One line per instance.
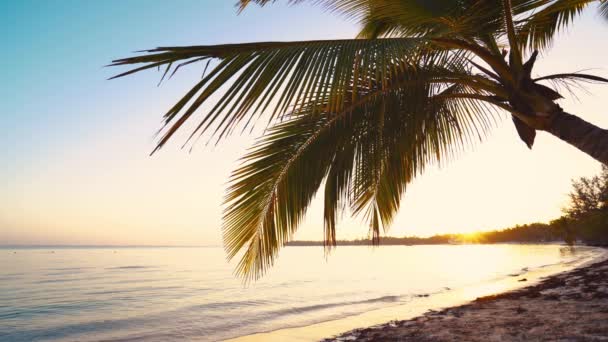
111, 0, 608, 280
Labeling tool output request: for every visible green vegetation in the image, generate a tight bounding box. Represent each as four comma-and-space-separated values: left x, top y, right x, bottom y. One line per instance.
112, 1, 608, 279
558, 166, 608, 245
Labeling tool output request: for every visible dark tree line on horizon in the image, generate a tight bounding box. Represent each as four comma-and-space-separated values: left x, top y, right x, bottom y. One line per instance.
287, 223, 563, 246
290, 166, 608, 247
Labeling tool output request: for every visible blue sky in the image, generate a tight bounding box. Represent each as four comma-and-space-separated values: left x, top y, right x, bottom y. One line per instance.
1, 1, 607, 246
0, 1, 353, 173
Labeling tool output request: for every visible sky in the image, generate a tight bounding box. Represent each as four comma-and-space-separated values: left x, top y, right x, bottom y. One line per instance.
1, 1, 607, 246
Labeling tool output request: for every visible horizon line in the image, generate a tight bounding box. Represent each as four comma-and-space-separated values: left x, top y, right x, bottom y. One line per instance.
0, 244, 221, 248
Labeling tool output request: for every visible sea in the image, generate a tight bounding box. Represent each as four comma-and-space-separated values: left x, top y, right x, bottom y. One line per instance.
0, 244, 603, 341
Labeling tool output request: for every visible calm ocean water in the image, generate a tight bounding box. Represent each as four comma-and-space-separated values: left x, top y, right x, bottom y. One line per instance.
0, 245, 601, 341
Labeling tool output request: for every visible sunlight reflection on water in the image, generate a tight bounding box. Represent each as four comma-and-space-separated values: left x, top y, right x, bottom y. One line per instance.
0, 245, 602, 341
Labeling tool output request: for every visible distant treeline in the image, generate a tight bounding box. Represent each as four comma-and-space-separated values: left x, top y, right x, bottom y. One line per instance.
290, 166, 608, 247
288, 222, 562, 246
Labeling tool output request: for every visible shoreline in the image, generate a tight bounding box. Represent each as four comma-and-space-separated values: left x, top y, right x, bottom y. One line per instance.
228, 246, 605, 342
322, 250, 608, 341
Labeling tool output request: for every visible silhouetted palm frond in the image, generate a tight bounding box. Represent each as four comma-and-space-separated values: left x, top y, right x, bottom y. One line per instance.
110, 38, 429, 152
223, 54, 497, 280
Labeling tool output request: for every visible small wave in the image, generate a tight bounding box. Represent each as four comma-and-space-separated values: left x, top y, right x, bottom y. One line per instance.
85, 285, 184, 296
282, 295, 402, 314
0, 275, 24, 281
159, 295, 403, 321
109, 277, 181, 285
189, 299, 273, 311
34, 275, 107, 284
503, 253, 594, 279
230, 295, 404, 321
261, 279, 317, 289
106, 266, 155, 270
0, 301, 106, 321
47, 267, 95, 272
1, 273, 24, 277
44, 270, 88, 276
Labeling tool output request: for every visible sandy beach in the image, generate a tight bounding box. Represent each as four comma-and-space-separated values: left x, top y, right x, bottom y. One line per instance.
323, 255, 608, 341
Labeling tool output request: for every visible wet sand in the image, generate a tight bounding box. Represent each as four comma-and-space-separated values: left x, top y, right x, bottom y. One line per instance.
323, 257, 608, 341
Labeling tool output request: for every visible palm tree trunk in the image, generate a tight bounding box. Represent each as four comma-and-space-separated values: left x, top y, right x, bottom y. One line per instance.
545, 111, 608, 165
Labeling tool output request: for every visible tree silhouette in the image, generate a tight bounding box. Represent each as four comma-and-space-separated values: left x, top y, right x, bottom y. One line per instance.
111, 0, 608, 279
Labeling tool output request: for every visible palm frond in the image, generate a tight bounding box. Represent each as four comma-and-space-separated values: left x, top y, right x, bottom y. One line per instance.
224, 109, 343, 281
517, 0, 596, 51
238, 0, 544, 41
238, 0, 606, 53
224, 52, 501, 279
237, 0, 293, 11
534, 72, 608, 98
601, 0, 608, 19
335, 0, 512, 39
534, 72, 608, 83
110, 38, 426, 152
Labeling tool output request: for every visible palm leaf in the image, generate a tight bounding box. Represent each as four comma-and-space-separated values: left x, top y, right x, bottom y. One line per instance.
534, 72, 608, 97
112, 0, 608, 280
110, 38, 425, 152
534, 72, 608, 83
601, 0, 608, 19
239, 0, 606, 52
224, 110, 343, 280
517, 0, 596, 51
225, 53, 500, 279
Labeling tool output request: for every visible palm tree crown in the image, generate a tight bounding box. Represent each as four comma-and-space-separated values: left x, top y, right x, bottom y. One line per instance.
111, 0, 608, 280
